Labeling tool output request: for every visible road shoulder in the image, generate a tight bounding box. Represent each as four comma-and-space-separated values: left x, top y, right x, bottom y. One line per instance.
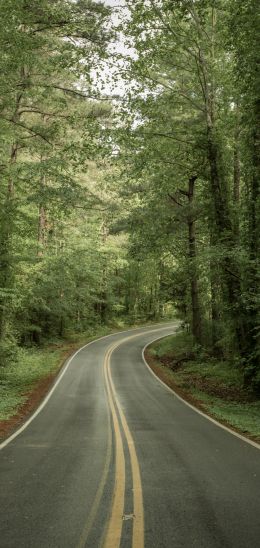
144, 338, 260, 448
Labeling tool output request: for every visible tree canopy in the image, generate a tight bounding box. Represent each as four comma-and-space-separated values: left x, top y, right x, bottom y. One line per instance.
0, 0, 259, 392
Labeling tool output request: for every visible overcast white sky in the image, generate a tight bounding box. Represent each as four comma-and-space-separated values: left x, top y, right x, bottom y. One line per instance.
93, 0, 133, 97
104, 0, 126, 9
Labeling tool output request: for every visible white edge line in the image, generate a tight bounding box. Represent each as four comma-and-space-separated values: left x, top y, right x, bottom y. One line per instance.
142, 333, 260, 451
0, 322, 175, 450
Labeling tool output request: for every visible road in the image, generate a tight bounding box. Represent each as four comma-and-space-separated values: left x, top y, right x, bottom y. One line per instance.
0, 324, 260, 548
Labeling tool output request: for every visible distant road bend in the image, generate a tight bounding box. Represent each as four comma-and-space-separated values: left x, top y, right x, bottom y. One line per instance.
0, 323, 260, 548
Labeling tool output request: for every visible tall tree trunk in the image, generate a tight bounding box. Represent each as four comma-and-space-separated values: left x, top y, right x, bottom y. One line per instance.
187, 176, 202, 345
207, 128, 246, 352
209, 229, 223, 357
197, 15, 246, 354
243, 99, 260, 388
0, 68, 28, 340
0, 144, 18, 340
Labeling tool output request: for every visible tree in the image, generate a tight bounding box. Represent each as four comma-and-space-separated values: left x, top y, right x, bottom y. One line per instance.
106, 0, 259, 382
0, 0, 112, 359
230, 0, 260, 387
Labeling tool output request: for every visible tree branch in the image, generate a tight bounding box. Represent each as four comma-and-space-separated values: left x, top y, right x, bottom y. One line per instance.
168, 193, 183, 207
224, 267, 241, 280
178, 188, 189, 197
18, 108, 70, 119
149, 0, 199, 60
1, 116, 52, 145
17, 83, 112, 102
142, 131, 194, 146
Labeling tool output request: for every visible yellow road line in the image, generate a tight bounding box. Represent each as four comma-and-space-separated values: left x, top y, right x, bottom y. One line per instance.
107, 353, 144, 548
103, 345, 126, 548
77, 326, 172, 548
103, 333, 150, 548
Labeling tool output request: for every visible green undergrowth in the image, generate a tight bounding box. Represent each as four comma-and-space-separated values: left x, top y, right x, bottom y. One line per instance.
148, 331, 260, 441
0, 347, 64, 420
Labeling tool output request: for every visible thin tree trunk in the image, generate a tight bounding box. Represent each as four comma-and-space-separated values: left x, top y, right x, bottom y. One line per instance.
233, 120, 241, 241
38, 173, 47, 256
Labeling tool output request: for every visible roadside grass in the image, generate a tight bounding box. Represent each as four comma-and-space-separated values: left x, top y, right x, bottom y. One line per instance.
152, 331, 194, 359
0, 347, 63, 420
148, 332, 260, 442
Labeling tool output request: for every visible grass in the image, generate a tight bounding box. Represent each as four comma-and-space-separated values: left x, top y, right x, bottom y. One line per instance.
148, 331, 260, 442
151, 331, 194, 359
0, 346, 69, 420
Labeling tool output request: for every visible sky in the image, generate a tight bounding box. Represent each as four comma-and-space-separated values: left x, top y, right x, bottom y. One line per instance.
93, 0, 132, 97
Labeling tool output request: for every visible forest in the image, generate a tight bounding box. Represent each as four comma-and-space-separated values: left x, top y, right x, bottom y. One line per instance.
0, 0, 259, 397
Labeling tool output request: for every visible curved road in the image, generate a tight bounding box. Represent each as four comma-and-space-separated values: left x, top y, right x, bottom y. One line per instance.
0, 324, 259, 548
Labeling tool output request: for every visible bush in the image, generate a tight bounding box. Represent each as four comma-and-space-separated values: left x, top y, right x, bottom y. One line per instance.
0, 336, 20, 367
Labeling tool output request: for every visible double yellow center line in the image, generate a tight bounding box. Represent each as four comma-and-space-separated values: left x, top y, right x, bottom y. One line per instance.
103, 338, 144, 548
77, 326, 172, 548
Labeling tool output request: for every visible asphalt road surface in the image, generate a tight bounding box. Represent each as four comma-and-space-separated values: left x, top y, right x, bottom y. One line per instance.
0, 323, 260, 548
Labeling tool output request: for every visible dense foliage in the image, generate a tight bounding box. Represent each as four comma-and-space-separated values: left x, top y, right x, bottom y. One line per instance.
0, 1, 259, 392
110, 0, 259, 390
